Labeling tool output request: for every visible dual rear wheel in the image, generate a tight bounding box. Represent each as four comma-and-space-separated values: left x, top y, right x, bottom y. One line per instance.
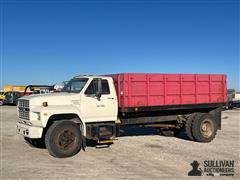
185, 113, 217, 142
159, 113, 217, 143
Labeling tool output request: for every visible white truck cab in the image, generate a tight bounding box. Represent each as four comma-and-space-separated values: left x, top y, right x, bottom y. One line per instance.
17, 76, 118, 157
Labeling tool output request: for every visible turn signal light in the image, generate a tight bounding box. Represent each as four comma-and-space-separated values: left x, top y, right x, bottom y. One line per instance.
42, 102, 48, 107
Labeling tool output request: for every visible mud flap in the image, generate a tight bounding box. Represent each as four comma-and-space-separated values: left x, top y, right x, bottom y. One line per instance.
82, 136, 86, 151
209, 108, 222, 130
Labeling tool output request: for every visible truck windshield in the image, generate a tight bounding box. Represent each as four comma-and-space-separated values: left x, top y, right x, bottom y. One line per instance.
62, 78, 88, 93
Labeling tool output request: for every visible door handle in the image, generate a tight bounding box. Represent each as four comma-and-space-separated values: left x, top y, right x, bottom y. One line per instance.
107, 97, 114, 100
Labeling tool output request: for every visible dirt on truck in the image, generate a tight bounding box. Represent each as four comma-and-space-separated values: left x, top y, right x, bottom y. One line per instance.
16, 73, 227, 158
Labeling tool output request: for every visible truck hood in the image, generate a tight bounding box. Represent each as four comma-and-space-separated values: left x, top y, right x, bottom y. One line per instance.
19, 92, 79, 106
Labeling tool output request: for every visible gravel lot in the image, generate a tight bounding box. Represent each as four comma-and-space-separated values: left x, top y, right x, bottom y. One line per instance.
1, 106, 239, 179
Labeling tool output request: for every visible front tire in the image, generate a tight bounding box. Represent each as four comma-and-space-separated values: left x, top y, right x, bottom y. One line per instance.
45, 121, 82, 158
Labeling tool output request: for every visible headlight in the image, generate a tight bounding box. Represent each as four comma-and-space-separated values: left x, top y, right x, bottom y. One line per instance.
33, 112, 41, 120
36, 112, 40, 120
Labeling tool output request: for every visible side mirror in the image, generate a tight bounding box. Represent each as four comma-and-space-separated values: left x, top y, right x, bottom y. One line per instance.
95, 91, 102, 99
95, 78, 102, 99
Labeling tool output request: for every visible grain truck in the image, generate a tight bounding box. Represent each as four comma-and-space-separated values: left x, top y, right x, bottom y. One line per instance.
16, 73, 227, 158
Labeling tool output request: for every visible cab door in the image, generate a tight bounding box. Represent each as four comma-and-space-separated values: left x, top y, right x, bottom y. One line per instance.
80, 78, 118, 122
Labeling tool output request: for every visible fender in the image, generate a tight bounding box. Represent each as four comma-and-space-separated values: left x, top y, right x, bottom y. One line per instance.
31, 105, 87, 135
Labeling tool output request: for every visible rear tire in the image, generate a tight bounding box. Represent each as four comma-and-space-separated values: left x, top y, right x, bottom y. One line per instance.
185, 113, 197, 141
191, 113, 217, 142
45, 121, 82, 158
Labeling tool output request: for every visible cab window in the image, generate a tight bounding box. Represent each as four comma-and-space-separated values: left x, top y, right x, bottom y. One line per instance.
101, 80, 110, 94
85, 80, 97, 95
85, 79, 110, 95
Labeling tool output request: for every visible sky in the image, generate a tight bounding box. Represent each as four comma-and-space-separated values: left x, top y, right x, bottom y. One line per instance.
1, 0, 239, 90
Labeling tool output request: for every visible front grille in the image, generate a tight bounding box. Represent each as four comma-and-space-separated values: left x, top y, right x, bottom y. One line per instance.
18, 99, 29, 108
18, 99, 30, 120
18, 107, 30, 120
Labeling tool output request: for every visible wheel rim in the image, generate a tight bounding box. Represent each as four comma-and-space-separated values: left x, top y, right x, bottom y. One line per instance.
200, 119, 214, 138
57, 129, 76, 151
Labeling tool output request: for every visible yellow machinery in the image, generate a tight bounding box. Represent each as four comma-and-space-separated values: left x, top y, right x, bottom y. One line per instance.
3, 86, 26, 92
0, 92, 5, 105
0, 86, 27, 105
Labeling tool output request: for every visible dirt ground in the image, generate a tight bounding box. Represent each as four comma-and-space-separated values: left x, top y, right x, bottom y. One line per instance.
0, 106, 239, 179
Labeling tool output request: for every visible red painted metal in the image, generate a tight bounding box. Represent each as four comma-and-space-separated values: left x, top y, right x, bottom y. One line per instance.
109, 73, 227, 108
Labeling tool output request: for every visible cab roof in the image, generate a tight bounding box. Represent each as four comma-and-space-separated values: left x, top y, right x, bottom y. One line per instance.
73, 75, 110, 79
